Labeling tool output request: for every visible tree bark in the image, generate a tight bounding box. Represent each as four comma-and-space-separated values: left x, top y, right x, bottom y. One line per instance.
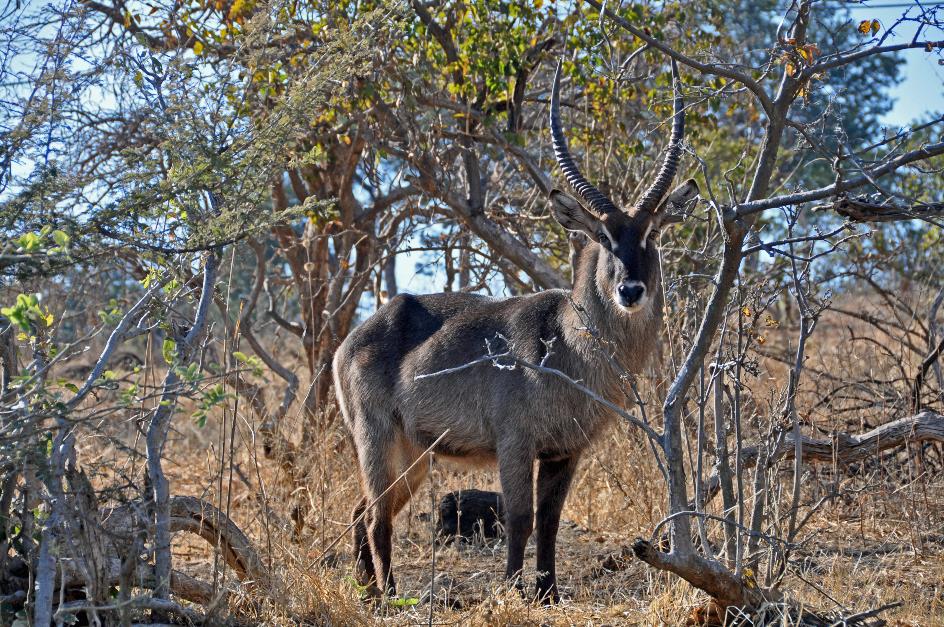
0, 317, 16, 403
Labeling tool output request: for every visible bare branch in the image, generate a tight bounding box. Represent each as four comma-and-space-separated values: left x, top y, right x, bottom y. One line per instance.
803, 40, 944, 78
147, 251, 219, 600
730, 140, 944, 218
913, 337, 944, 412
66, 280, 167, 410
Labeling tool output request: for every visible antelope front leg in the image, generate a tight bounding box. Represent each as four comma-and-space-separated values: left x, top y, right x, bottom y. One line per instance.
534, 455, 579, 603
498, 450, 534, 590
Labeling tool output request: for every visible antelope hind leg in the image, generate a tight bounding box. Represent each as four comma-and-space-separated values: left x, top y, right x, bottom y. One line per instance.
351, 498, 374, 586
354, 433, 430, 597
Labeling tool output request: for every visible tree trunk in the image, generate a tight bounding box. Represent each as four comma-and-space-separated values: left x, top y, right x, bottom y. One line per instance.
384, 254, 398, 298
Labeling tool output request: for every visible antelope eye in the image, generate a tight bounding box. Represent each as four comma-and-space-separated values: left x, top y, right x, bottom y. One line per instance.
597, 232, 612, 250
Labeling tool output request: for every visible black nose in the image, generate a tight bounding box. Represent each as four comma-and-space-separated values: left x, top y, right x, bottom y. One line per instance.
618, 283, 645, 306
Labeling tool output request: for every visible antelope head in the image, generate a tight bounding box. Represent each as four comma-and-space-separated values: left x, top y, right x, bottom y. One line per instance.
549, 59, 699, 313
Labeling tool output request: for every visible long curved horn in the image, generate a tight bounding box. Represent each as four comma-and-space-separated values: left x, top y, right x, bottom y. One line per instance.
637, 58, 685, 214
550, 59, 619, 215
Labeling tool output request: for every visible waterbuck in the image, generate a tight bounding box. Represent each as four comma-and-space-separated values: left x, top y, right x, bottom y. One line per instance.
333, 58, 698, 602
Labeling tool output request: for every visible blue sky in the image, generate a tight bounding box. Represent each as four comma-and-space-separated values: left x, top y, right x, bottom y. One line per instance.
885, 51, 944, 124
846, 4, 944, 125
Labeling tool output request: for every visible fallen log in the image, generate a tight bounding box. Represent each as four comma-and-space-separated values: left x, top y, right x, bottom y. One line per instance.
103, 495, 268, 588
165, 496, 268, 587
58, 559, 215, 605
695, 411, 944, 509
96, 495, 270, 606
55, 596, 254, 627
0, 496, 275, 623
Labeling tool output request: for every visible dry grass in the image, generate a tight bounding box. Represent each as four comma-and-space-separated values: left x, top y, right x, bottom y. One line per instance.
76, 291, 944, 626
81, 416, 943, 625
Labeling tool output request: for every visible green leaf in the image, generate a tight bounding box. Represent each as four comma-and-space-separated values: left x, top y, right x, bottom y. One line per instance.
51, 230, 70, 248
344, 575, 369, 595
162, 338, 177, 364
1, 293, 49, 331
183, 362, 199, 381
233, 351, 263, 375
16, 232, 43, 252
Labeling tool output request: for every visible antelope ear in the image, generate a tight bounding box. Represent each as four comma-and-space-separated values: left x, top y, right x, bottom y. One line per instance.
550, 189, 599, 235
654, 178, 699, 227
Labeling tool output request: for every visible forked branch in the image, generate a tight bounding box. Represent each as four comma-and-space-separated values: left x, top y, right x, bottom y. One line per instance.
585, 0, 775, 116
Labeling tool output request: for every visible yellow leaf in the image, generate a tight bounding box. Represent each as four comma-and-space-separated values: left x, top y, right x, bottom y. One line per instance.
871, 19, 881, 35
743, 567, 756, 588
123, 10, 132, 28
193, 40, 204, 55
742, 306, 752, 317
858, 19, 872, 35
798, 80, 810, 99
